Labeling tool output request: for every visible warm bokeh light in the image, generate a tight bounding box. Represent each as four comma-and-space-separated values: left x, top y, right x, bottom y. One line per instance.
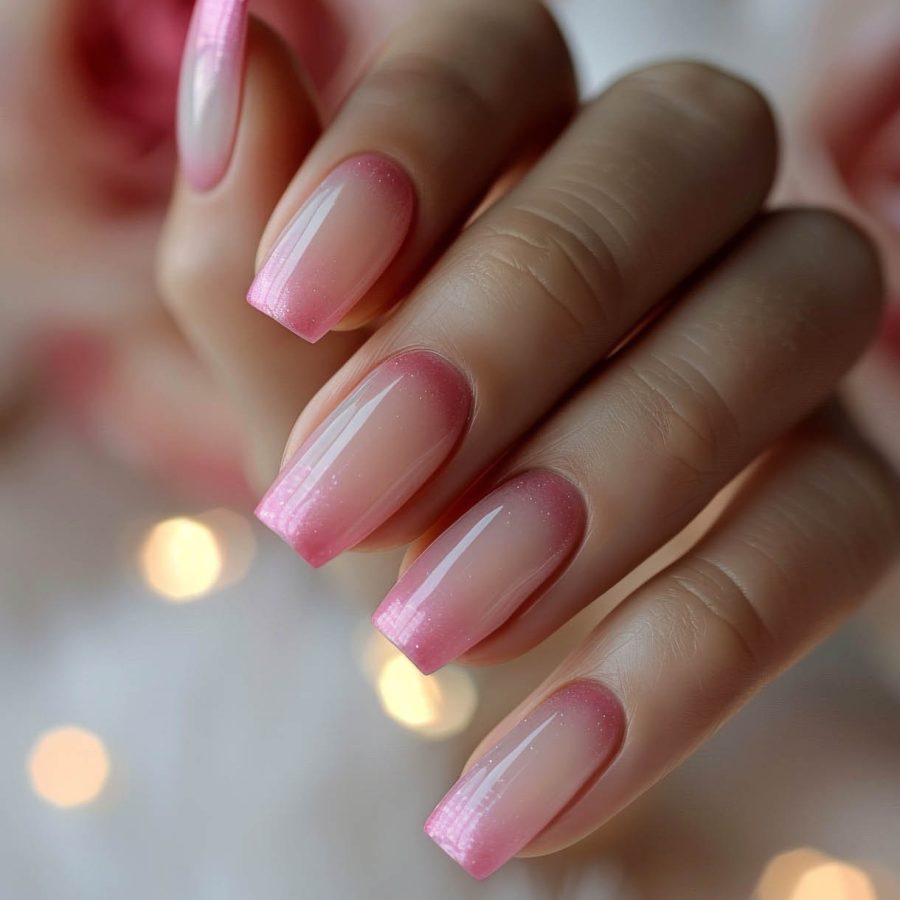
195, 508, 257, 589
758, 849, 832, 899
791, 864, 878, 900
378, 656, 441, 727
139, 516, 223, 602
757, 850, 879, 900
362, 632, 478, 740
28, 726, 110, 808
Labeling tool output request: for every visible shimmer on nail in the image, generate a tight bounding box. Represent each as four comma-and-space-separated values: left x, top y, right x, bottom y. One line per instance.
425, 680, 625, 880
255, 350, 470, 567
177, 0, 248, 192
373, 471, 586, 674
247, 154, 416, 342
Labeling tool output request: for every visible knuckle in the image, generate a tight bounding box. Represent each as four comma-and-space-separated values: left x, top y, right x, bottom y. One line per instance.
662, 555, 778, 671
476, 203, 627, 340
769, 207, 885, 324
478, 0, 573, 69
619, 354, 742, 495
613, 60, 778, 182
510, 0, 578, 95
362, 1, 574, 130
628, 60, 774, 135
361, 53, 496, 132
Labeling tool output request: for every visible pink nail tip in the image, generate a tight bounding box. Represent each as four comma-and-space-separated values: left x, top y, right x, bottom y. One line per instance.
373, 471, 586, 673
177, 0, 249, 192
255, 350, 471, 566
247, 154, 416, 342
425, 680, 625, 880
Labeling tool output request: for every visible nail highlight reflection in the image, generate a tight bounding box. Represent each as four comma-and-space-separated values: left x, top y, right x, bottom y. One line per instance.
247, 154, 416, 342
426, 681, 625, 880
177, 0, 248, 192
373, 471, 586, 674
256, 351, 471, 567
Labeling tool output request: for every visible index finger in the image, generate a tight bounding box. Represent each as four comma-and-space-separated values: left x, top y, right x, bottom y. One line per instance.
247, 0, 577, 341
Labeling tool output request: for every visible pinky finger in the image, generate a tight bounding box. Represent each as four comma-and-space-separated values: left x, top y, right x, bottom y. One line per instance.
425, 404, 900, 879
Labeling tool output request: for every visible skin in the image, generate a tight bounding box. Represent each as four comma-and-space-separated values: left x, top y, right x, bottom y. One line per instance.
157, 0, 900, 877
1, 0, 898, 882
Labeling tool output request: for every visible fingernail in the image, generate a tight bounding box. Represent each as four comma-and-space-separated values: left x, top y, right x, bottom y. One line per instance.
373, 472, 585, 674
256, 350, 470, 567
177, 0, 248, 192
247, 154, 416, 342
426, 680, 625, 880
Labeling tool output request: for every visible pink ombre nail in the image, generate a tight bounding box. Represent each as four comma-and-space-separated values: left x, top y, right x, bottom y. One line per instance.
373, 472, 585, 674
177, 0, 248, 192
426, 681, 625, 880
247, 155, 416, 342
256, 350, 470, 567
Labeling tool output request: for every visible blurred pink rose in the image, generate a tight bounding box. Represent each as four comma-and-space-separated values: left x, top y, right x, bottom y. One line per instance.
0, 0, 414, 498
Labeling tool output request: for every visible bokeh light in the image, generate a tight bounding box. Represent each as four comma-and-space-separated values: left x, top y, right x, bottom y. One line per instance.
197, 508, 256, 589
28, 726, 110, 808
360, 631, 478, 740
791, 864, 878, 900
138, 516, 223, 602
757, 849, 879, 900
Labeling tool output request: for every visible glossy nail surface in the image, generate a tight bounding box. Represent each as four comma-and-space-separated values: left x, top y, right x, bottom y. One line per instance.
177, 0, 248, 192
256, 351, 470, 567
247, 155, 416, 342
373, 472, 585, 674
426, 681, 625, 880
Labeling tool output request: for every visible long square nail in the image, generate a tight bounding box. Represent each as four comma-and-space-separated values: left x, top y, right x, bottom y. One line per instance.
247, 154, 416, 342
256, 350, 470, 566
373, 471, 586, 674
425, 680, 625, 880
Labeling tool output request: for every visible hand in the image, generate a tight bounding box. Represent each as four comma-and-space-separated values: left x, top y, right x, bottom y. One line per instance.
157, 0, 900, 880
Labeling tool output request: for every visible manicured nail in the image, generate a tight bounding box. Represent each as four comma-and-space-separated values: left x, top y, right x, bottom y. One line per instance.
247, 155, 416, 342
256, 350, 470, 567
177, 0, 248, 192
373, 471, 585, 674
426, 680, 625, 880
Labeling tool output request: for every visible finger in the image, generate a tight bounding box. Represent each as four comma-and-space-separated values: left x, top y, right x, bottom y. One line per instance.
158, 17, 360, 488
256, 62, 777, 566
424, 406, 900, 879
372, 209, 884, 672
247, 0, 577, 341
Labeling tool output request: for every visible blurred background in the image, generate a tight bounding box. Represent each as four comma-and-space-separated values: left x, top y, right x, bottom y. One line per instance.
2, 0, 900, 897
